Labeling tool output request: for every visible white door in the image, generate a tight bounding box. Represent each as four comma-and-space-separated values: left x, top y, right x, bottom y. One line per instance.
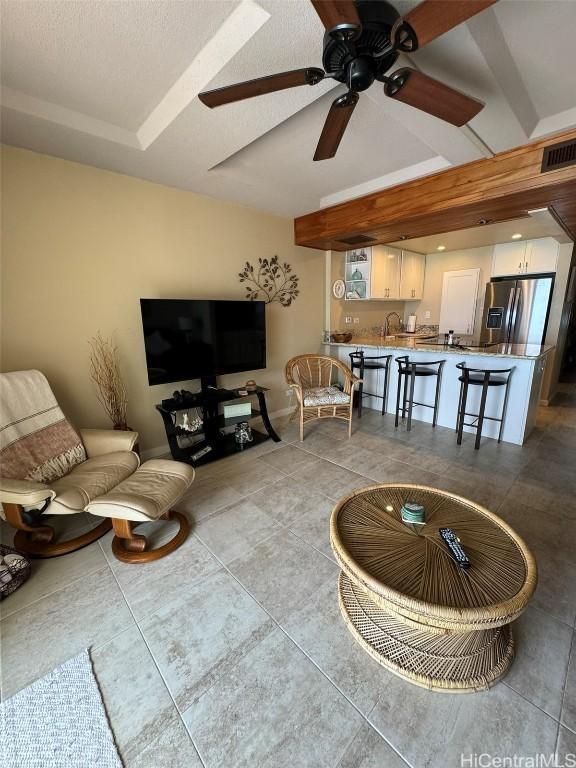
525, 238, 558, 273
492, 242, 527, 277
439, 268, 480, 335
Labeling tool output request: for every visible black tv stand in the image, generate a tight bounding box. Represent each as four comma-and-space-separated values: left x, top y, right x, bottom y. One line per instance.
200, 374, 217, 393
156, 385, 280, 467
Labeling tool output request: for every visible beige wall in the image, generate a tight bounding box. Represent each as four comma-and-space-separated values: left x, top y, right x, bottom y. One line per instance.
404, 246, 494, 338
1, 146, 324, 453
330, 251, 405, 332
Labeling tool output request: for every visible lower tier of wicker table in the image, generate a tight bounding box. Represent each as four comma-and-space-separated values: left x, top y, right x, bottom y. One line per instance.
338, 573, 514, 693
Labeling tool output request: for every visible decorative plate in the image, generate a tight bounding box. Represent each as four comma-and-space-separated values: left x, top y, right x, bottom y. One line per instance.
332, 279, 345, 299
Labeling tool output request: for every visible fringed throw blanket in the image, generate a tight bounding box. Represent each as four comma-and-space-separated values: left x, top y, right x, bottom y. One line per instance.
0, 370, 86, 483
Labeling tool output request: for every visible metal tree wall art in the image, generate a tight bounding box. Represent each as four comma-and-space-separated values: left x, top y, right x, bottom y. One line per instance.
238, 256, 299, 307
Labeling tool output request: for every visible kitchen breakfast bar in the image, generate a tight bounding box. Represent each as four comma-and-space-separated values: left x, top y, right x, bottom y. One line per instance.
325, 337, 554, 445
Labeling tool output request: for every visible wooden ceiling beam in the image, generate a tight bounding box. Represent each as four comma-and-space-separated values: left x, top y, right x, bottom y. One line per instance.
294, 128, 576, 251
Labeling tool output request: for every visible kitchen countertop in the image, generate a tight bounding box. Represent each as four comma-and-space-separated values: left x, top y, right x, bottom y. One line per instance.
325, 336, 555, 360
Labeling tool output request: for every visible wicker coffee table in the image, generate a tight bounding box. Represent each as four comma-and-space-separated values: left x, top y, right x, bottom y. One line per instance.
330, 484, 537, 693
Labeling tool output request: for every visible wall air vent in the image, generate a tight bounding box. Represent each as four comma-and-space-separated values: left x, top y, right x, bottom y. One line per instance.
541, 139, 576, 172
339, 234, 375, 246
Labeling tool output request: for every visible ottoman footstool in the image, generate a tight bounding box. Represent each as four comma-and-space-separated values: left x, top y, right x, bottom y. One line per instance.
86, 459, 194, 563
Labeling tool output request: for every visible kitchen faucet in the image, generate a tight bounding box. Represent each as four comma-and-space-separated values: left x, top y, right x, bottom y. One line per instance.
384, 312, 403, 337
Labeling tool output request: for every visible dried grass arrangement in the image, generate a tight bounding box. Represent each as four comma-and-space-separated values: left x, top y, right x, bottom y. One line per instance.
88, 333, 129, 429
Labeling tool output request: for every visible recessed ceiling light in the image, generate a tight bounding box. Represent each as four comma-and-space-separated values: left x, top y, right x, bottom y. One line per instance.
511, 233, 522, 240
437, 245, 446, 251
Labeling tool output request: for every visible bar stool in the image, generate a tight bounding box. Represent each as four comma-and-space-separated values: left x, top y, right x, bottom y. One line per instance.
395, 356, 445, 432
349, 351, 393, 417
455, 363, 514, 450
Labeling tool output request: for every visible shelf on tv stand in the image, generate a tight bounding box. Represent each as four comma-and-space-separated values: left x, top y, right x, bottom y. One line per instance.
155, 386, 280, 467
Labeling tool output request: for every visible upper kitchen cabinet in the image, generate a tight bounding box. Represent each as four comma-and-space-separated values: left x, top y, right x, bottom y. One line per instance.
344, 246, 401, 300
526, 238, 559, 273
399, 250, 425, 300
344, 248, 372, 299
491, 237, 559, 278
372, 245, 401, 299
343, 247, 424, 300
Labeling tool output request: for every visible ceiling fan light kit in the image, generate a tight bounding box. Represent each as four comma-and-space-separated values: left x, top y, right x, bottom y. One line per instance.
198, 0, 498, 160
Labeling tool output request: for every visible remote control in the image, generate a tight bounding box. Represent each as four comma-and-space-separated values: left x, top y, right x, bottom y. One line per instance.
191, 445, 212, 462
439, 528, 470, 569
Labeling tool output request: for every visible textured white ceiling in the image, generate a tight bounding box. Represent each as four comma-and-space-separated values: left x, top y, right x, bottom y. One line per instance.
1, 0, 575, 218
1, 1, 236, 130
493, 0, 576, 118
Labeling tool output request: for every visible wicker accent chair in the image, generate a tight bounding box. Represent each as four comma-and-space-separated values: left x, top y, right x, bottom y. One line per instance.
285, 354, 360, 441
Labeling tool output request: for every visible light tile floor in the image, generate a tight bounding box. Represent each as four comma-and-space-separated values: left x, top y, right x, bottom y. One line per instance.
2, 384, 576, 767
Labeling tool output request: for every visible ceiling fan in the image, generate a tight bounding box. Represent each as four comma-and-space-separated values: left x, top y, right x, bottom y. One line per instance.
198, 0, 497, 161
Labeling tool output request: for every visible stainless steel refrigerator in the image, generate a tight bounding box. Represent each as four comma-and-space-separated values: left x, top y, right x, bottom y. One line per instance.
479, 275, 554, 346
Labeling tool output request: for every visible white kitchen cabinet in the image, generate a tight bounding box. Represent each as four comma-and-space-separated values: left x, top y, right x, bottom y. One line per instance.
525, 238, 558, 273
344, 248, 372, 300
399, 250, 425, 300
438, 268, 480, 335
344, 246, 402, 300
372, 245, 401, 299
491, 238, 558, 277
491, 242, 527, 277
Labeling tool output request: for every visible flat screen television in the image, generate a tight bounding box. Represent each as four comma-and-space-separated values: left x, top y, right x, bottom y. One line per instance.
140, 298, 266, 386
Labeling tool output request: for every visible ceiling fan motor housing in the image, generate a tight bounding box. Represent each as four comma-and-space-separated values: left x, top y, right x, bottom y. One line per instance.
322, 0, 400, 86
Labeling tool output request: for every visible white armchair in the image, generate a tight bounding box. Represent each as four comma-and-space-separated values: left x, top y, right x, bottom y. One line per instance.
0, 370, 140, 557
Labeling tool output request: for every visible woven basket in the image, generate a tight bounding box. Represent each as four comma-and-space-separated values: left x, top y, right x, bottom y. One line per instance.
331, 332, 353, 343
0, 544, 31, 600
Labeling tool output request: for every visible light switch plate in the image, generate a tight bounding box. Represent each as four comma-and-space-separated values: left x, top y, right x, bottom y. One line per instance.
344, 316, 352, 324
353, 317, 360, 324
425, 311, 431, 319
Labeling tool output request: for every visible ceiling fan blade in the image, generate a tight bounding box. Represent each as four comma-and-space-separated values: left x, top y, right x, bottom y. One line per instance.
314, 91, 358, 161
198, 68, 325, 108
310, 0, 361, 37
384, 68, 484, 126
392, 0, 498, 52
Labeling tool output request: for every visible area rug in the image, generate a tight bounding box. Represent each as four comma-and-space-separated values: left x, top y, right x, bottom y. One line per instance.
1, 650, 123, 767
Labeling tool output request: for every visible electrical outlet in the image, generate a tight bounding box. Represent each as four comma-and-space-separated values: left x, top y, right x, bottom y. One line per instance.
344, 316, 352, 324
425, 310, 431, 319
353, 317, 360, 324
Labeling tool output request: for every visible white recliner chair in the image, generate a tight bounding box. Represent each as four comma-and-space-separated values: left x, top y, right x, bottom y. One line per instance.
0, 370, 193, 562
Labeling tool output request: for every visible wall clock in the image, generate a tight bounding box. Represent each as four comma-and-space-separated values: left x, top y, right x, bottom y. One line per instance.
332, 279, 345, 299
